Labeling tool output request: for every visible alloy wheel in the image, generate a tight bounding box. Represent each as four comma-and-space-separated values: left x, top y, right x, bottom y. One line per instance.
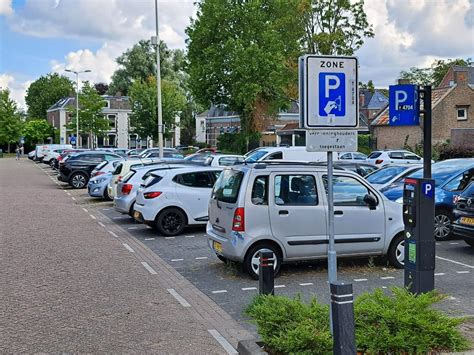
72, 174, 86, 188
434, 213, 451, 240
395, 239, 405, 266
250, 248, 278, 276
162, 212, 182, 234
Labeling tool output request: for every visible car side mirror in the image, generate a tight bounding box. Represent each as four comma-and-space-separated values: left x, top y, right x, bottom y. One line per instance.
363, 194, 377, 210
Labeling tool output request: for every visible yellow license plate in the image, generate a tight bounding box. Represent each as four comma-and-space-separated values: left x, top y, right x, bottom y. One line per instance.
460, 217, 474, 226
213, 241, 223, 253
134, 211, 140, 219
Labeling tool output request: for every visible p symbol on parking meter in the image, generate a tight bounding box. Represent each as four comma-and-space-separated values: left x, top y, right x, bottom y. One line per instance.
319, 73, 345, 117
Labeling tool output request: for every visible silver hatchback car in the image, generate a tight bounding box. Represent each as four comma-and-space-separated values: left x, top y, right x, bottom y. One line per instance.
207, 162, 405, 279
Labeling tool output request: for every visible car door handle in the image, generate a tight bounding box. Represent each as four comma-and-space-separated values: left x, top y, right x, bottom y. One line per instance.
279, 210, 289, 215
334, 210, 343, 215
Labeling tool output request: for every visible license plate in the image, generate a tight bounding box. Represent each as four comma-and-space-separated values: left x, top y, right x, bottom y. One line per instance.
134, 211, 141, 219
460, 217, 474, 226
213, 241, 223, 253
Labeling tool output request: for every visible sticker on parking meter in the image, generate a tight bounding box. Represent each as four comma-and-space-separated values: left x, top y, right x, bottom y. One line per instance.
408, 242, 416, 263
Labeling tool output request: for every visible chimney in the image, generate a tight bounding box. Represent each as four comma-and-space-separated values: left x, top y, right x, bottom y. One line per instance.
398, 79, 411, 85
359, 92, 365, 107
454, 70, 468, 85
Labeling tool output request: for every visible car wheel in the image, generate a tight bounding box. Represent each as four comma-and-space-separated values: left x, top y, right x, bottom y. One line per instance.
156, 208, 187, 236
50, 160, 55, 168
128, 202, 135, 217
244, 243, 282, 280
103, 187, 111, 201
464, 239, 474, 248
388, 233, 405, 269
434, 210, 453, 241
69, 172, 88, 189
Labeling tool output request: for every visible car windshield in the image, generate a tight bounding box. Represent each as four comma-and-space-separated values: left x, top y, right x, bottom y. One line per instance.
366, 166, 409, 184
244, 150, 268, 163
212, 169, 244, 203
408, 160, 474, 186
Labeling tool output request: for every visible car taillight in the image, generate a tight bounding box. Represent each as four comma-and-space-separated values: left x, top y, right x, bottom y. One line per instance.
144, 191, 162, 199
117, 176, 122, 182
375, 159, 383, 165
58, 156, 63, 161
122, 184, 133, 195
232, 208, 245, 232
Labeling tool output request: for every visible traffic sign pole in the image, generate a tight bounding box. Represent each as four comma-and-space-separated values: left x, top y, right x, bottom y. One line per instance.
420, 86, 432, 179
327, 151, 337, 284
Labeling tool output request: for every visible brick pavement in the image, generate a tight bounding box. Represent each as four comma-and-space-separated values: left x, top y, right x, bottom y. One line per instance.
0, 158, 254, 353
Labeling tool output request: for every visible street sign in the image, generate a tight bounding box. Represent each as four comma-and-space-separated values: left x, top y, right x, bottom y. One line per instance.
20, 137, 25, 144
306, 130, 358, 152
300, 55, 358, 129
70, 136, 76, 145
389, 84, 420, 126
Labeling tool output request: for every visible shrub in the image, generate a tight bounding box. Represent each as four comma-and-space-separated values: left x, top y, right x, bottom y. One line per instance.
246, 287, 469, 354
217, 132, 260, 154
436, 143, 474, 160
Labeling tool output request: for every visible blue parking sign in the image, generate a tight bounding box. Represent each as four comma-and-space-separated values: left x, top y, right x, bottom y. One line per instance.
319, 73, 346, 117
389, 84, 420, 126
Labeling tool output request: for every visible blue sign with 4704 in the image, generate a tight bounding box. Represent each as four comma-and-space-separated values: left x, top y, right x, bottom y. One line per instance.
389, 84, 420, 126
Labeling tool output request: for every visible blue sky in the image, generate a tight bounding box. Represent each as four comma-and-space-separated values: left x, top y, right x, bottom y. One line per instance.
1, 0, 473, 110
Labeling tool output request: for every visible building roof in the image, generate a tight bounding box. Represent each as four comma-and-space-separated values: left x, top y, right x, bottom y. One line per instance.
450, 65, 474, 85
47, 95, 130, 112
47, 97, 73, 111
360, 89, 389, 110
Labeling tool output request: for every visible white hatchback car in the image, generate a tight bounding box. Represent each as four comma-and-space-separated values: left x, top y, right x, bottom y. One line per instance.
366, 150, 423, 166
204, 154, 244, 167
134, 166, 222, 235
206, 162, 405, 279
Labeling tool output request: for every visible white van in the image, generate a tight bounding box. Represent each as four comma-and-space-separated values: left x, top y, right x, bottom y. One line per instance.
35, 144, 72, 161
244, 146, 336, 163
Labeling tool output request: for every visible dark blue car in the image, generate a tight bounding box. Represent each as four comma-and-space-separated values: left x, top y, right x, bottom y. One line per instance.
380, 158, 474, 240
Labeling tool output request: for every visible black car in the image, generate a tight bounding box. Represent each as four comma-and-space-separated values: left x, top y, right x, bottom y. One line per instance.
452, 182, 474, 247
58, 151, 122, 188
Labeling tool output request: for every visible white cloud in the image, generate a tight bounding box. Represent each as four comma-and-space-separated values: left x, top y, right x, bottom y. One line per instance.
0, 0, 13, 16
0, 73, 32, 109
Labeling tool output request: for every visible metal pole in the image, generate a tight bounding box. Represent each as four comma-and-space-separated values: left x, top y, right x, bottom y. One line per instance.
422, 86, 432, 179
327, 151, 337, 283
155, 0, 164, 158
75, 72, 79, 148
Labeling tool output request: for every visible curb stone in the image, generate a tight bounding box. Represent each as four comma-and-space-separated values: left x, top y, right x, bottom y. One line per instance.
237, 339, 267, 355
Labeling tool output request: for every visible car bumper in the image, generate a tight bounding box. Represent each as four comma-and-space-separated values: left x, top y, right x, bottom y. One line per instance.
206, 224, 247, 262
133, 203, 155, 226
58, 172, 69, 182
452, 222, 474, 241
88, 182, 108, 197
114, 195, 135, 214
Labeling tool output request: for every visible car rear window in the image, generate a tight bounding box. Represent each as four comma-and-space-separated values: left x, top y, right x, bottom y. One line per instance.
143, 175, 163, 188
212, 169, 244, 203
367, 152, 382, 159
113, 163, 123, 175
122, 170, 135, 183
95, 161, 108, 171
366, 166, 408, 184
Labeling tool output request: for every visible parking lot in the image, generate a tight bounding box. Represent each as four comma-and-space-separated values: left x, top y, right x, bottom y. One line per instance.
36, 162, 474, 334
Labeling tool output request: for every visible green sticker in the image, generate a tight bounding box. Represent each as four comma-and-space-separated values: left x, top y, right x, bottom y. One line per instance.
408, 242, 416, 263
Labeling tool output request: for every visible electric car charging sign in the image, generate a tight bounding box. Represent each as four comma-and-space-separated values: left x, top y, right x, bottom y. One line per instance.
300, 55, 358, 129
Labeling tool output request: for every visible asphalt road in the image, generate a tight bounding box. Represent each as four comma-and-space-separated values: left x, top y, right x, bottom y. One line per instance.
40, 163, 474, 334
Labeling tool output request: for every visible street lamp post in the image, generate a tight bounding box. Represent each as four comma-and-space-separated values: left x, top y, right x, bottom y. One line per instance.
65, 69, 91, 148
154, 0, 164, 158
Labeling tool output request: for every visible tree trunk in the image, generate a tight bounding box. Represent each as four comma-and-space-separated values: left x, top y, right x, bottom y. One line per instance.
7, 142, 10, 153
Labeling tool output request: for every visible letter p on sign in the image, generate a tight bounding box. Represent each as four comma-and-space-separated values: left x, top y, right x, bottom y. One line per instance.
395, 90, 408, 109
422, 182, 434, 199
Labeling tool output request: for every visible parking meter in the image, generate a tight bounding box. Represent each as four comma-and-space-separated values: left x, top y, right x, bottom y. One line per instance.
403, 177, 435, 293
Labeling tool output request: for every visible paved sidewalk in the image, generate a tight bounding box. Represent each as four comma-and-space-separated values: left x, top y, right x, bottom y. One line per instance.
0, 158, 253, 353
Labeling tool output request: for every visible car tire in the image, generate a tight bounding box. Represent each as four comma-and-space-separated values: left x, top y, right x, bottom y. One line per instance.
434, 209, 453, 241
103, 187, 112, 201
244, 243, 282, 280
388, 233, 405, 269
69, 172, 88, 189
128, 202, 135, 217
464, 239, 474, 248
156, 208, 187, 236
50, 160, 55, 168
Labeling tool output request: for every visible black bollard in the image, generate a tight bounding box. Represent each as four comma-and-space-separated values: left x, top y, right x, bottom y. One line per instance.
330, 281, 356, 355
259, 251, 274, 295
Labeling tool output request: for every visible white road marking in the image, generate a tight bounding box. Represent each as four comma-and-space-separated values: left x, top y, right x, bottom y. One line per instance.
113, 216, 128, 219
208, 329, 238, 355
102, 208, 111, 211
380, 276, 395, 280
89, 214, 96, 220
382, 286, 387, 289
144, 238, 155, 241
122, 243, 135, 253
299, 282, 314, 286
449, 242, 459, 245
242, 287, 257, 291
171, 258, 184, 262
354, 278, 368, 282
436, 242, 441, 246
274, 285, 286, 288
212, 290, 228, 294
436, 256, 474, 269
435, 273, 446, 276
66, 192, 71, 196
165, 237, 175, 240
167, 288, 191, 307
108, 231, 119, 238
195, 257, 208, 260
141, 262, 157, 275
127, 226, 139, 230
98, 222, 105, 227
71, 197, 76, 201
456, 271, 470, 274
82, 208, 88, 212
185, 235, 195, 238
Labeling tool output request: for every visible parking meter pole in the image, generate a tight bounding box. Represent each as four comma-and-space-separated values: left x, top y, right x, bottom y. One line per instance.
327, 151, 337, 283
421, 85, 432, 179
259, 251, 274, 295
330, 282, 356, 355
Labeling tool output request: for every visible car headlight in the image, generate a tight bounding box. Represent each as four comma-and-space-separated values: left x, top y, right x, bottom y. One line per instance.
93, 178, 106, 184
395, 196, 403, 204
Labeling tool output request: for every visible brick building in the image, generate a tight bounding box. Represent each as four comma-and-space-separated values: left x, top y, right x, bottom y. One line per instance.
371, 66, 474, 150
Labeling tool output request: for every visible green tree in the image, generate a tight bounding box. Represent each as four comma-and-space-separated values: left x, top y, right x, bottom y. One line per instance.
25, 73, 74, 119
399, 67, 432, 86
359, 80, 375, 93
67, 82, 109, 148
129, 76, 186, 141
0, 89, 23, 152
302, 0, 374, 55
186, 0, 305, 133
22, 119, 53, 145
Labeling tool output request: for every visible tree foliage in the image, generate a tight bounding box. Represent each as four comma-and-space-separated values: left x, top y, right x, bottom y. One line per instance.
302, 0, 374, 55
22, 119, 53, 144
94, 82, 109, 95
67, 81, 109, 147
129, 76, 186, 141
400, 58, 472, 87
25, 73, 74, 119
0, 89, 23, 151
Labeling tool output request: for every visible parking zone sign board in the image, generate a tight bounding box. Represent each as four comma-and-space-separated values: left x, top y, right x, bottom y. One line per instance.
306, 130, 358, 152
300, 55, 358, 129
389, 84, 420, 126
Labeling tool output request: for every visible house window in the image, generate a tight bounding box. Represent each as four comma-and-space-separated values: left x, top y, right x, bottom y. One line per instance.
103, 100, 110, 108
108, 114, 116, 128
457, 107, 467, 121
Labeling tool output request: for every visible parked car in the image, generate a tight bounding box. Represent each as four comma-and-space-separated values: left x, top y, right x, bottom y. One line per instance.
204, 154, 244, 167
28, 151, 36, 160
54, 149, 87, 169
244, 146, 335, 163
91, 159, 124, 178
42, 148, 71, 167
35, 144, 72, 162
58, 151, 122, 188
338, 152, 368, 161
142, 151, 184, 159
136, 148, 178, 158
365, 164, 422, 190
184, 152, 215, 163
127, 148, 146, 156
381, 158, 474, 240
133, 166, 222, 235
452, 182, 474, 247
207, 162, 405, 279
366, 150, 423, 166
114, 164, 188, 216
88, 172, 114, 200
315, 161, 378, 177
